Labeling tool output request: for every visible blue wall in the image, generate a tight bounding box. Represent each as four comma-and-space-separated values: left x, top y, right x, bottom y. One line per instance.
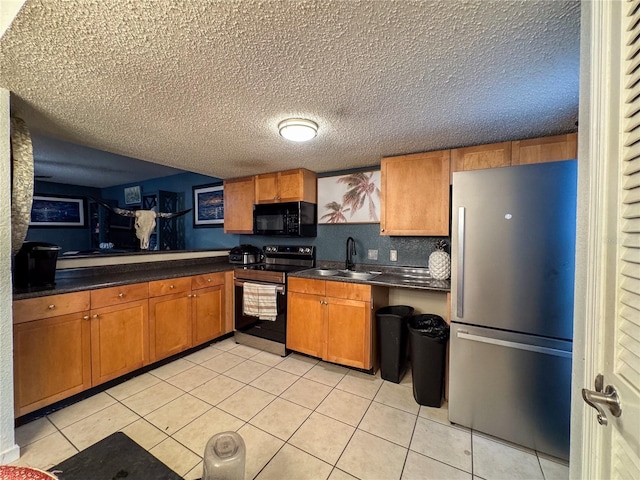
28, 170, 449, 266
101, 172, 240, 250
26, 182, 100, 252
241, 225, 446, 268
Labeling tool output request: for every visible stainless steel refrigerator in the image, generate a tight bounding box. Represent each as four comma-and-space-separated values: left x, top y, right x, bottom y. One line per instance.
449, 160, 577, 461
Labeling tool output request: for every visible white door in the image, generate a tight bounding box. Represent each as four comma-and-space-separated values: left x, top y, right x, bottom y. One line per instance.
578, 1, 640, 478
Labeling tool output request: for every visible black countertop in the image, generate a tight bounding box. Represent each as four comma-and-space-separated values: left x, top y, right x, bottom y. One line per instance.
13, 257, 234, 300
289, 262, 451, 292
14, 258, 449, 300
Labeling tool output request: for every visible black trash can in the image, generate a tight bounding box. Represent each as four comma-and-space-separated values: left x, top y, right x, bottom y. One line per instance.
408, 314, 449, 407
376, 305, 414, 383
13, 241, 61, 288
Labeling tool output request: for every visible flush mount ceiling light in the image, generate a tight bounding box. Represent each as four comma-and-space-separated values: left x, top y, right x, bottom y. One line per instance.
278, 118, 318, 142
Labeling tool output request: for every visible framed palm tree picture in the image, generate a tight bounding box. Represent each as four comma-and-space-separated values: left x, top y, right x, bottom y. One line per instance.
317, 170, 381, 224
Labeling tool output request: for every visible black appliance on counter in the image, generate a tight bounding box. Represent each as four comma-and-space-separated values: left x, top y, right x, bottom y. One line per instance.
253, 201, 317, 237
234, 245, 315, 356
229, 244, 263, 265
13, 241, 61, 289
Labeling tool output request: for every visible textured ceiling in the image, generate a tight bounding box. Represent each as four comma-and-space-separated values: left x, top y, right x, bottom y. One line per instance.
1, 0, 580, 186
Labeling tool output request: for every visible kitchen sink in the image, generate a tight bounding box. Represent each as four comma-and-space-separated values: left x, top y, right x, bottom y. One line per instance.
310, 269, 381, 280
313, 268, 340, 276
334, 270, 380, 280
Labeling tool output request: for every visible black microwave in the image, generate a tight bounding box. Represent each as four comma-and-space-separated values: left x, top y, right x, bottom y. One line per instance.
253, 201, 317, 237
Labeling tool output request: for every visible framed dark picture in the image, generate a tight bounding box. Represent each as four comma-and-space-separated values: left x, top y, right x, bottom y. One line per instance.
193, 183, 224, 227
29, 195, 86, 227
124, 185, 142, 204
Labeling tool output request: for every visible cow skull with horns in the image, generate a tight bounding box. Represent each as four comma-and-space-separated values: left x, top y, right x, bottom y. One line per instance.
93, 198, 191, 250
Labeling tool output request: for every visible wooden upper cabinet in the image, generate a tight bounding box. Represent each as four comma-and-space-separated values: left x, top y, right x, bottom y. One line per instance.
380, 150, 451, 236
451, 141, 512, 180
223, 176, 255, 234
511, 133, 578, 165
255, 168, 317, 204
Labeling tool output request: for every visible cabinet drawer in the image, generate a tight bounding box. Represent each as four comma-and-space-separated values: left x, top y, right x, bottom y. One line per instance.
192, 272, 225, 290
90, 282, 149, 309
13, 291, 91, 324
288, 277, 325, 296
326, 281, 371, 302
149, 276, 191, 297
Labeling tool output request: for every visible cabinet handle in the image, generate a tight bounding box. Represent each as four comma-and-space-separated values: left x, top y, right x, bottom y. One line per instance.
192, 294, 197, 298
381, 228, 385, 232
207, 278, 212, 282
48, 304, 55, 310
170, 284, 175, 289
92, 314, 99, 319
118, 292, 125, 298
83, 315, 90, 320
188, 294, 193, 298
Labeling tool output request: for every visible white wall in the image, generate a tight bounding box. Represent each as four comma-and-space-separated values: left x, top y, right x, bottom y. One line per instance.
0, 88, 19, 464
1, 0, 28, 464
388, 288, 448, 319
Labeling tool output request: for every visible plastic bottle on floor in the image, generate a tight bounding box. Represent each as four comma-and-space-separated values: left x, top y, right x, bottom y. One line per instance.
202, 431, 246, 480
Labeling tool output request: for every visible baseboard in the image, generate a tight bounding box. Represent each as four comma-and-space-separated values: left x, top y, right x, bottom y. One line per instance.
0, 443, 20, 464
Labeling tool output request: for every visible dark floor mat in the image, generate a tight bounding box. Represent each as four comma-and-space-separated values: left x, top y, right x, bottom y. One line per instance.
50, 432, 183, 480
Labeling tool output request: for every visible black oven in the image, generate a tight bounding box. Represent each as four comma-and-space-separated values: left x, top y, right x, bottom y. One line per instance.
253, 201, 317, 237
233, 245, 315, 356
234, 277, 287, 347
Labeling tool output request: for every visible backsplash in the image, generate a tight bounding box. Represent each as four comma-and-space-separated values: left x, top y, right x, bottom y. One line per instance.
241, 223, 450, 268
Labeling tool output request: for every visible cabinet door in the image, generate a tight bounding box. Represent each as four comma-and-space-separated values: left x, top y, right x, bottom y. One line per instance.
325, 297, 372, 369
381, 150, 451, 236
192, 285, 224, 345
223, 176, 255, 233
511, 133, 578, 165
451, 141, 511, 177
255, 173, 279, 203
224, 270, 234, 334
14, 312, 91, 417
278, 169, 317, 203
149, 292, 192, 362
13, 311, 91, 417
287, 291, 325, 358
90, 299, 149, 385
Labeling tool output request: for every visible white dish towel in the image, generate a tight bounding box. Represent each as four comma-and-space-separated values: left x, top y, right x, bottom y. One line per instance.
242, 282, 278, 321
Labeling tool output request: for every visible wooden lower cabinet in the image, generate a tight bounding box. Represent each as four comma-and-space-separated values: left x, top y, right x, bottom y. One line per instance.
13, 269, 232, 417
192, 272, 226, 345
287, 278, 388, 370
149, 291, 192, 362
90, 299, 149, 385
325, 296, 372, 369
287, 290, 325, 358
13, 311, 91, 417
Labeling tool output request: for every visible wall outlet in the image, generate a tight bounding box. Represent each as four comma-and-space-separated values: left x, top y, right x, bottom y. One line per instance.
390, 250, 398, 262
367, 249, 378, 260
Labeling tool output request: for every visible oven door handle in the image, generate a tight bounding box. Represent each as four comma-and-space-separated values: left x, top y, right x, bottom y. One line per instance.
235, 280, 285, 293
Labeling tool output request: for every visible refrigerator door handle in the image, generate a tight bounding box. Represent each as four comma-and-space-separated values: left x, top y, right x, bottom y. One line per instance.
457, 331, 572, 358
456, 206, 465, 318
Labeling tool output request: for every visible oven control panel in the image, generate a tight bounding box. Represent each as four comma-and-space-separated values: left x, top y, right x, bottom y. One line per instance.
263, 245, 315, 257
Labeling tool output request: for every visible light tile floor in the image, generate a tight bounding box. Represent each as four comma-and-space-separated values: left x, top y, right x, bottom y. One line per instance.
12, 337, 569, 480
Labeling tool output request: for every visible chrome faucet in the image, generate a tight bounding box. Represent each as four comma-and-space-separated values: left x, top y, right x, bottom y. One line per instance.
345, 237, 357, 270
